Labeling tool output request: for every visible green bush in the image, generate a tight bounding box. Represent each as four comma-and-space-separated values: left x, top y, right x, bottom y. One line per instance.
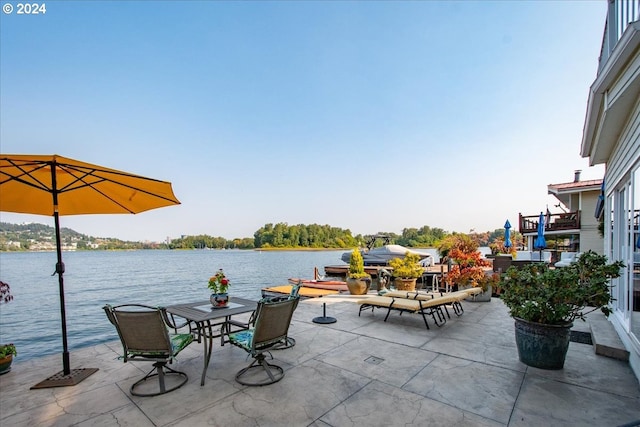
499, 251, 624, 324
348, 249, 370, 279
389, 252, 423, 279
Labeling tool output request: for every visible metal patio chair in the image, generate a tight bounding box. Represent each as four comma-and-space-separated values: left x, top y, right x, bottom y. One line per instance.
226, 281, 301, 349
103, 304, 194, 397
228, 296, 299, 386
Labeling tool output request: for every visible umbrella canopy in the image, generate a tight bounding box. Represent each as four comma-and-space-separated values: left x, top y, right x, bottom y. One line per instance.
0, 154, 179, 215
534, 211, 546, 250
504, 220, 512, 250
0, 154, 180, 386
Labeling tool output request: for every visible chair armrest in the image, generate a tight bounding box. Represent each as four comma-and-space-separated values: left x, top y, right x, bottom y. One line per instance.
160, 308, 195, 334
227, 310, 257, 329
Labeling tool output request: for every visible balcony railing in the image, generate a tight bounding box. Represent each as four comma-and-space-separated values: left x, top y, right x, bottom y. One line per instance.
519, 211, 581, 234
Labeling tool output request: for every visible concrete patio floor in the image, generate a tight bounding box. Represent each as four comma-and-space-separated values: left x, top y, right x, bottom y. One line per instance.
1, 295, 640, 426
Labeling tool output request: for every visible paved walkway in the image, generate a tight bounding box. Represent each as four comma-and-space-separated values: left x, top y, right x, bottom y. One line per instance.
1, 295, 639, 426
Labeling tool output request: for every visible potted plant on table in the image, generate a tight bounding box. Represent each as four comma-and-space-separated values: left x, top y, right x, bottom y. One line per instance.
499, 251, 624, 369
208, 269, 230, 308
346, 249, 371, 295
388, 252, 423, 291
0, 281, 16, 374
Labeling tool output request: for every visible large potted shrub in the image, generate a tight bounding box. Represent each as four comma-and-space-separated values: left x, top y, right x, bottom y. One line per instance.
388, 252, 423, 291
499, 251, 624, 369
0, 281, 16, 374
346, 249, 371, 295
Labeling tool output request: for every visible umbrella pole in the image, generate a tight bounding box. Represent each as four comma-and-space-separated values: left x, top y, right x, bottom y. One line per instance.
31, 207, 98, 388
53, 209, 71, 376
48, 161, 71, 375
31, 160, 98, 390
30, 159, 99, 389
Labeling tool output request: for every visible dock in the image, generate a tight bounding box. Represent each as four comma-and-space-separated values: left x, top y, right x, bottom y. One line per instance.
262, 285, 340, 298
323, 264, 450, 277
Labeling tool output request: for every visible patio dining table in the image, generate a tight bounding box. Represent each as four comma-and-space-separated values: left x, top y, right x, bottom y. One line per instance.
166, 297, 257, 386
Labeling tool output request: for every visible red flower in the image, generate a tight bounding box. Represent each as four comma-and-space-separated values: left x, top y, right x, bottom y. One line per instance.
208, 269, 230, 293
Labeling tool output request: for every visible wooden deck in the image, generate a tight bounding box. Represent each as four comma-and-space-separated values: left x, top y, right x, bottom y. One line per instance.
519, 211, 581, 234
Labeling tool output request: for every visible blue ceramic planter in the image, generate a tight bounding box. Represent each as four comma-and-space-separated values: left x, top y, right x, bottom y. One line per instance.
514, 317, 572, 370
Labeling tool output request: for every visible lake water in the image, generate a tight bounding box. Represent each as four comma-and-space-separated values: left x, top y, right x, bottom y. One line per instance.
0, 249, 352, 362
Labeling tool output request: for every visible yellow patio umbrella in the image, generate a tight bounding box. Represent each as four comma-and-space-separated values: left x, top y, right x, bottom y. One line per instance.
0, 154, 181, 388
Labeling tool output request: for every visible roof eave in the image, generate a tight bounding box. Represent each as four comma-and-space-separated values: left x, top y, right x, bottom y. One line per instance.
581, 21, 640, 164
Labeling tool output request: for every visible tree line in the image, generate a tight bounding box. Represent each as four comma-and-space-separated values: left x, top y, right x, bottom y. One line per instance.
1, 221, 521, 251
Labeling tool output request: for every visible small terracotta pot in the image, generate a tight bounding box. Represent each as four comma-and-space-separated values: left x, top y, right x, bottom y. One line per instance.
394, 278, 417, 291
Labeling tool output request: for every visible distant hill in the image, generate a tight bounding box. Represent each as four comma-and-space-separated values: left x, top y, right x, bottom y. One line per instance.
1, 220, 510, 253
0, 222, 162, 251
1, 221, 86, 239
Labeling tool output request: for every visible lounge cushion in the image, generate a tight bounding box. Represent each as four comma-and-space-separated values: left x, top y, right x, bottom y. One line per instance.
382, 290, 438, 300
358, 294, 465, 312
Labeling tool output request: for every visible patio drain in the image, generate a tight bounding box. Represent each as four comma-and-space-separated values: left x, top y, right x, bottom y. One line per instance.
365, 356, 385, 365
570, 330, 593, 345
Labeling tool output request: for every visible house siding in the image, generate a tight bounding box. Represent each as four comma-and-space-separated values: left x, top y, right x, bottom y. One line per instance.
582, 2, 640, 383
607, 97, 640, 188
580, 192, 604, 254
601, 69, 640, 383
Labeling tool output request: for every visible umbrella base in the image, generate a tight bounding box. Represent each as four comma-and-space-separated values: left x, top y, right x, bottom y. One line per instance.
30, 368, 98, 389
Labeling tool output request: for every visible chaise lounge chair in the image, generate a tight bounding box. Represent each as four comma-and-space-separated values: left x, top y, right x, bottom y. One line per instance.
357, 288, 481, 328
382, 287, 482, 316
357, 295, 445, 329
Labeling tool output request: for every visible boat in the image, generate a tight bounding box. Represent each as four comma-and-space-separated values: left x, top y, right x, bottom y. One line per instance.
340, 244, 433, 266
262, 285, 339, 299
287, 278, 349, 292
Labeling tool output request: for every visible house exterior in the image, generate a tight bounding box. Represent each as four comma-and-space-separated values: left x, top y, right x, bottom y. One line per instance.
518, 171, 603, 259
580, 0, 640, 381
546, 171, 604, 254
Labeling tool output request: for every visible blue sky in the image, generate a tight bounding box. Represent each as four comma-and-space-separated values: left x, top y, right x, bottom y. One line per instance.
1, 1, 607, 242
